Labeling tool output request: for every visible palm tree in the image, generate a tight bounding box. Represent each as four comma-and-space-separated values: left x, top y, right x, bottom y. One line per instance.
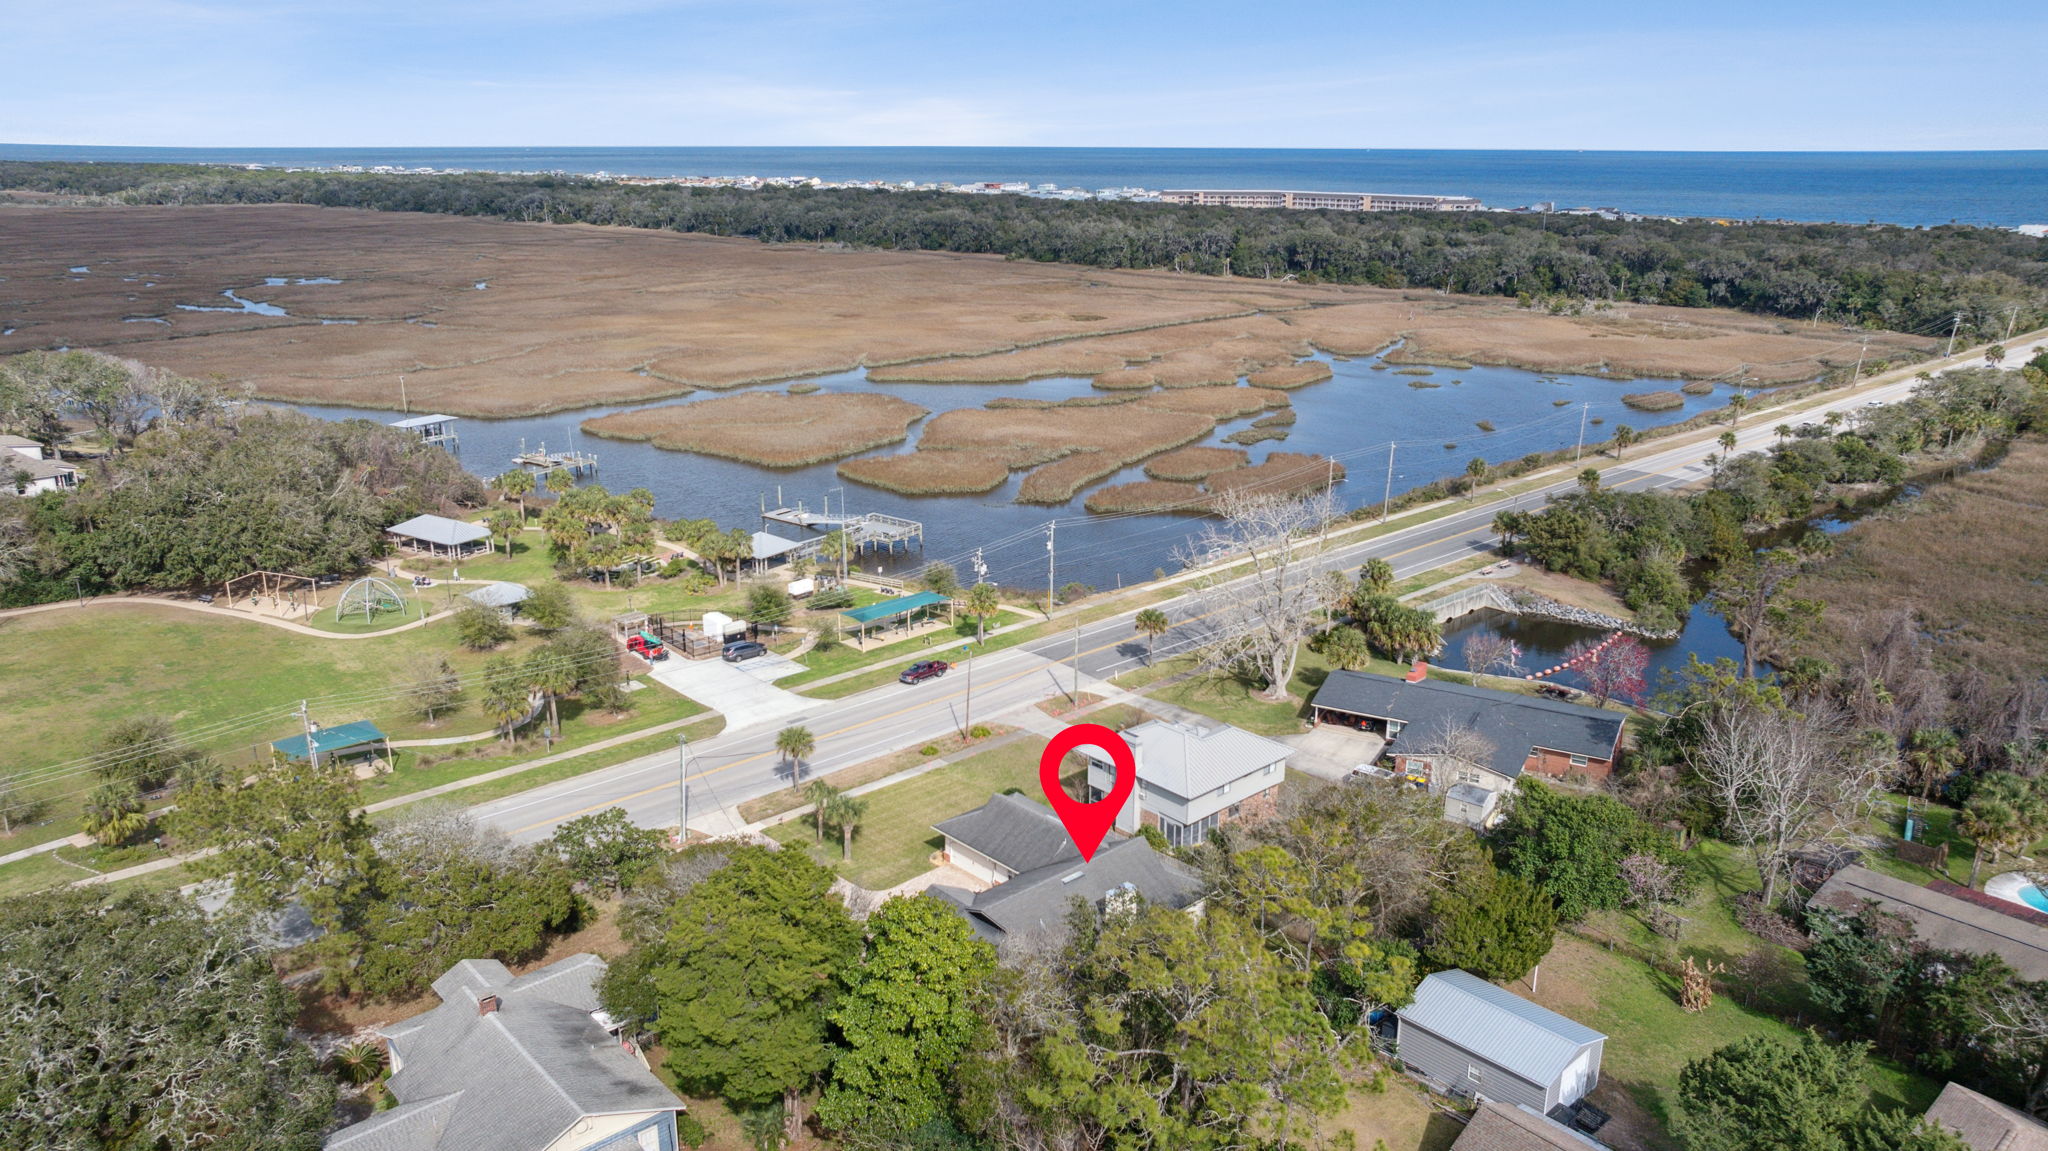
1578, 468, 1602, 494
81, 782, 147, 846
776, 725, 815, 793
1321, 625, 1372, 671
1905, 727, 1963, 799
826, 792, 868, 861
1774, 423, 1794, 445
1134, 608, 1170, 663
1727, 393, 1749, 428
964, 581, 1000, 643
1718, 430, 1738, 455
481, 659, 532, 741
1464, 457, 1488, 500
544, 467, 576, 499
525, 646, 580, 737
331, 1040, 388, 1086
486, 508, 523, 556
1961, 800, 2019, 889
804, 780, 840, 846
1358, 558, 1396, 598
1987, 344, 2008, 368
1492, 509, 1526, 552
1823, 411, 1844, 431
1612, 424, 1637, 461
1704, 452, 1722, 479
498, 469, 535, 518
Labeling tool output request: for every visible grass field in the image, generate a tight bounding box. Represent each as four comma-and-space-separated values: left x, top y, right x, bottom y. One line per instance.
766, 739, 1053, 890
1527, 838, 1939, 1149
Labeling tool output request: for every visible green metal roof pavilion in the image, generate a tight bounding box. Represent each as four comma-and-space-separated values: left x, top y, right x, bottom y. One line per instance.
840, 591, 950, 626
271, 720, 389, 761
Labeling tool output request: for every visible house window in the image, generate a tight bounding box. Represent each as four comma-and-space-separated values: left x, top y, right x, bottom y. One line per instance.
1569, 753, 1589, 767
1160, 812, 1221, 847
1219, 781, 1231, 796
1262, 762, 1276, 776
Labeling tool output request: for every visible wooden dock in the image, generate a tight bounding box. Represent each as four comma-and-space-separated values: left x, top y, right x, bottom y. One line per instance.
763, 505, 923, 553
512, 440, 598, 476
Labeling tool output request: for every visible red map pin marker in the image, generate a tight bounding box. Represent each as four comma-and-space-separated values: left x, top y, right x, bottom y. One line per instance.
1040, 723, 1134, 861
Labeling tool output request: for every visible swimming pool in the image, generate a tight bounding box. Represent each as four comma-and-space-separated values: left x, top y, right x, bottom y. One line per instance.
1986, 872, 2048, 914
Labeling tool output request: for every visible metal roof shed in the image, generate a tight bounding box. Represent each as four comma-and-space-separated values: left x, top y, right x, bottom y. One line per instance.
1396, 969, 1606, 1114
839, 590, 952, 646
465, 581, 533, 610
271, 720, 389, 763
387, 513, 491, 557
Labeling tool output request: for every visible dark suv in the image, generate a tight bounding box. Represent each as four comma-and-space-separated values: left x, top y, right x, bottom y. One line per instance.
899, 660, 949, 685
722, 640, 768, 662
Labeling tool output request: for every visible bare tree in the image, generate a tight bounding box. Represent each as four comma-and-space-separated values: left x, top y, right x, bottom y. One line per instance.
1689, 696, 1883, 906
1620, 852, 1686, 937
1462, 632, 1521, 688
1177, 487, 1340, 701
1978, 982, 2048, 1114
1404, 717, 1498, 785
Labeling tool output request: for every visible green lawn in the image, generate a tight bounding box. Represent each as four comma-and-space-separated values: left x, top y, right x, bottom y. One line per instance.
1544, 837, 1939, 1147
765, 739, 1067, 891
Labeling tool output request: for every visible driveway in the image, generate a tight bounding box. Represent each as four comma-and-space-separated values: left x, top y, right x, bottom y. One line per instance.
648, 653, 815, 732
1282, 725, 1387, 782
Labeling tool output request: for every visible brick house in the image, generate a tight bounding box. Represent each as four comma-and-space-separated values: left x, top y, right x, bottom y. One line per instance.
1081, 719, 1292, 848
1309, 670, 1626, 788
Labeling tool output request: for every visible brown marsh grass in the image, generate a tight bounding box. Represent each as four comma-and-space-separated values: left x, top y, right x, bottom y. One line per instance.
1247, 362, 1334, 389
1144, 446, 1250, 481
1084, 481, 1205, 514
1205, 452, 1348, 498
582, 392, 928, 466
1802, 439, 2048, 685
1621, 391, 1686, 411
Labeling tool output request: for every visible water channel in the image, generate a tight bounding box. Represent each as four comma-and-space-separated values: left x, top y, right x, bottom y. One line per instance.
288, 347, 1759, 591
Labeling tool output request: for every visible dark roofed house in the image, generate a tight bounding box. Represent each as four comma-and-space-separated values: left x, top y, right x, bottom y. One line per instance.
930, 793, 1203, 946
1396, 969, 1606, 1116
928, 835, 1204, 947
1810, 865, 2048, 982
325, 953, 681, 1151
1310, 669, 1625, 785
1924, 1082, 2048, 1151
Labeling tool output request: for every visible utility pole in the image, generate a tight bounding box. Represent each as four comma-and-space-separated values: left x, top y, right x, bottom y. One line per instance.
1946, 311, 1965, 358
961, 642, 974, 736
1071, 617, 1082, 701
1321, 457, 1335, 548
2007, 306, 2021, 341
297, 700, 320, 772
1380, 442, 1396, 524
1574, 403, 1589, 462
676, 732, 690, 844
1045, 522, 1056, 615
1852, 336, 1868, 383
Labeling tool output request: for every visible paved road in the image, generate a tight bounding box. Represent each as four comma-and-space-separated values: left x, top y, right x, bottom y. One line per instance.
472, 333, 2046, 843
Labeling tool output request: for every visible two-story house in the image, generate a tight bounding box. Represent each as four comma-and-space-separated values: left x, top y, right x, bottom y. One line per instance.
1, 434, 79, 495
1080, 719, 1292, 847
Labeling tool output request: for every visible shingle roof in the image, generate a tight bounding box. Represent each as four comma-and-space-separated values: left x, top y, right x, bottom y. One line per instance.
1925, 1082, 2048, 1151
933, 793, 1080, 874
932, 836, 1204, 945
1811, 866, 2048, 982
387, 514, 490, 547
1312, 670, 1625, 780
1452, 1101, 1607, 1151
1399, 970, 1605, 1088
1121, 720, 1292, 801
326, 953, 677, 1151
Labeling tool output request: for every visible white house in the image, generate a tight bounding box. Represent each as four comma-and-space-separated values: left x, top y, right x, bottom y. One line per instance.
1, 434, 79, 495
1082, 720, 1291, 847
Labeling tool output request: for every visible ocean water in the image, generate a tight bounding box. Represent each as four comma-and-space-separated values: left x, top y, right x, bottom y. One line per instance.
4, 144, 2045, 227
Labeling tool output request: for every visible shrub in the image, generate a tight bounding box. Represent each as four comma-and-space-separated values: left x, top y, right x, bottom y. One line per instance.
920, 744, 940, 757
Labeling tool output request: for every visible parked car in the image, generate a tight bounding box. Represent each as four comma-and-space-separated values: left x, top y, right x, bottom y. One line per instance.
899, 660, 950, 684
722, 640, 768, 662
1348, 764, 1395, 782
627, 634, 667, 661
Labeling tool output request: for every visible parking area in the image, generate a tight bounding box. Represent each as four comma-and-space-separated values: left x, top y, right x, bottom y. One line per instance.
1281, 724, 1388, 783
647, 652, 814, 732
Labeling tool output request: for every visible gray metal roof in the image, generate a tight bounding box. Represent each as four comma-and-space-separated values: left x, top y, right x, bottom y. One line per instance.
933, 793, 1080, 874
327, 954, 677, 1151
935, 836, 1204, 945
464, 581, 533, 608
1399, 970, 1604, 1088
387, 513, 490, 548
1119, 720, 1292, 801
749, 531, 805, 560
1312, 670, 1625, 780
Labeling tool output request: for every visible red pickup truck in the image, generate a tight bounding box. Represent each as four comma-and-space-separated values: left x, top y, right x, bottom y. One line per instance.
627, 633, 667, 661
899, 660, 949, 685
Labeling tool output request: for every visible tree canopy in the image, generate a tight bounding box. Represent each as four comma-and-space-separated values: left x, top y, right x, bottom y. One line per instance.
0, 889, 336, 1150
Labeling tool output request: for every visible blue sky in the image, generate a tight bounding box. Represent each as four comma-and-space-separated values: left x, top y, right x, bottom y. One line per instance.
6, 1, 2043, 149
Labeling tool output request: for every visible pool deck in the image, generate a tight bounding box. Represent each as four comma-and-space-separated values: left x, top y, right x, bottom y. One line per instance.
1984, 871, 2045, 913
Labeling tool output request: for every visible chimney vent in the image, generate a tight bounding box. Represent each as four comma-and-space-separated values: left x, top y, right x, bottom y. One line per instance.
478, 994, 501, 1017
